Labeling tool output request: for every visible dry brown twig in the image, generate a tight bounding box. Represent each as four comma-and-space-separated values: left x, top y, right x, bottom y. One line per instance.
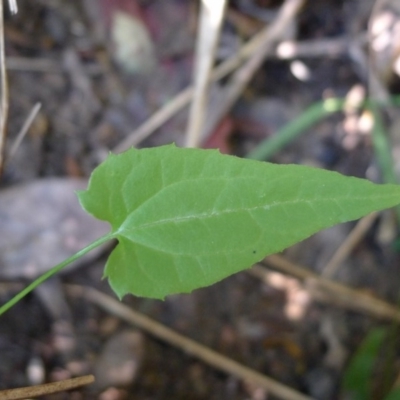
0, 375, 94, 400
66, 284, 311, 400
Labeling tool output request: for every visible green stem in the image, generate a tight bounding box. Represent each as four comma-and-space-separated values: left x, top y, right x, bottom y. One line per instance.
245, 95, 400, 162
370, 106, 397, 184
369, 106, 400, 222
0, 233, 114, 316
245, 98, 345, 161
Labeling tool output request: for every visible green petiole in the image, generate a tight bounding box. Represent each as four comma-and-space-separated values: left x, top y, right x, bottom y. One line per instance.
0, 233, 114, 316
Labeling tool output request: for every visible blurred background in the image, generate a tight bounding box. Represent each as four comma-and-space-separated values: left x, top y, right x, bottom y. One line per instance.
1, 0, 400, 399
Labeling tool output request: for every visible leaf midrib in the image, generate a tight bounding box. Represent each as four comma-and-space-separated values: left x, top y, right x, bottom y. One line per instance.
117, 192, 393, 235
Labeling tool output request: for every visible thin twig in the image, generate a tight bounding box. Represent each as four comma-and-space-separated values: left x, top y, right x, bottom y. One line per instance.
0, 375, 94, 400
0, 0, 9, 177
66, 284, 311, 400
185, 0, 227, 148
261, 254, 400, 322
322, 212, 379, 278
7, 102, 42, 162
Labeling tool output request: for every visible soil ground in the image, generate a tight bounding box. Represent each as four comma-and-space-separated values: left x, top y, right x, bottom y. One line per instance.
1, 1, 400, 399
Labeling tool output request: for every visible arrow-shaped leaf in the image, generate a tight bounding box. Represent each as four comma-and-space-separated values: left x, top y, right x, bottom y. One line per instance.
78, 145, 400, 299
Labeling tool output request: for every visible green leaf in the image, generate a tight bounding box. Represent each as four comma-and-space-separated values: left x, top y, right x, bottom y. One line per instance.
384, 387, 400, 400
342, 328, 387, 400
78, 144, 400, 299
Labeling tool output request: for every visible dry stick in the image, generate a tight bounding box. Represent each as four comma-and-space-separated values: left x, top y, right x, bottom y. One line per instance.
7, 102, 42, 161
261, 254, 400, 322
0, 0, 8, 177
185, 0, 227, 148
322, 212, 379, 278
0, 375, 94, 400
202, 0, 304, 139
66, 285, 311, 400
112, 20, 288, 152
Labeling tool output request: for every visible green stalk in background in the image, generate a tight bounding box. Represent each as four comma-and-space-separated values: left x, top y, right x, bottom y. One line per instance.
246, 96, 400, 162
246, 97, 345, 161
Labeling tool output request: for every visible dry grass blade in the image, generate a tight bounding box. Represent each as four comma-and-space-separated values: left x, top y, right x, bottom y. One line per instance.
0, 0, 9, 177
0, 375, 94, 400
185, 0, 227, 148
66, 284, 312, 400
